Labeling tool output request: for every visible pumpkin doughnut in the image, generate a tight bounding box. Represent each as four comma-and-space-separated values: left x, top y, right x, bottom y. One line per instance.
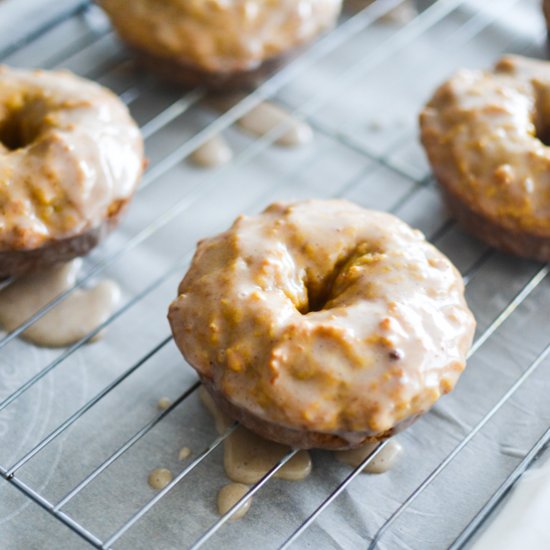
0, 66, 144, 278
168, 200, 475, 450
420, 55, 550, 261
99, 0, 343, 91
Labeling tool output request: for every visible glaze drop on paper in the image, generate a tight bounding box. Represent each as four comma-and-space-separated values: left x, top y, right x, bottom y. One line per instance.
209, 95, 314, 147
237, 102, 313, 147
157, 397, 172, 411
178, 447, 191, 461
148, 468, 173, 490
336, 439, 403, 473
217, 483, 252, 520
190, 135, 233, 167
224, 425, 311, 484
0, 260, 121, 347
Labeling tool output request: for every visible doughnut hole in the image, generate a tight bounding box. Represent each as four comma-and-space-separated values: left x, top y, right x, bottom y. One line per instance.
0, 99, 45, 151
302, 261, 343, 314
301, 243, 384, 314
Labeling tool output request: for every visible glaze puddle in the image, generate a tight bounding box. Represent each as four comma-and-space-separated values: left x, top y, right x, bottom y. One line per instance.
224, 425, 311, 484
199, 386, 311, 518
0, 259, 120, 347
209, 95, 313, 147
336, 439, 403, 474
199, 386, 312, 484
237, 101, 313, 147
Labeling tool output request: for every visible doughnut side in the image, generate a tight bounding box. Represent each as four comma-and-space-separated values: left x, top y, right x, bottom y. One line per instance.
421, 106, 550, 258
201, 376, 419, 450
438, 182, 550, 261
131, 45, 296, 91
0, 198, 128, 278
100, 0, 342, 88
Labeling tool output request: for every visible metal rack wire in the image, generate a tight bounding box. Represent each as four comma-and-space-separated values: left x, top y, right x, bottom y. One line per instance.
1, 1, 549, 548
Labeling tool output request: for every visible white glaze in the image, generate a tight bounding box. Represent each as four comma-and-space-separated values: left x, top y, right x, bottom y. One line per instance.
0, 65, 143, 250
190, 135, 233, 167
217, 483, 252, 520
147, 468, 173, 490
0, 259, 120, 347
473, 459, 550, 550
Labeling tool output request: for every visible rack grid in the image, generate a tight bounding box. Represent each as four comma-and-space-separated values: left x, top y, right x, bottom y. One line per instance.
1, 1, 550, 548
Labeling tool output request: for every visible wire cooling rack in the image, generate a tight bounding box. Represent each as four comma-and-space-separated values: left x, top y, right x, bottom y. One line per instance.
1, 1, 550, 548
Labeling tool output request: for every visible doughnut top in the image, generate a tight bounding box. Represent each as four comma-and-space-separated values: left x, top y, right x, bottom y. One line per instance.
0, 66, 143, 251
169, 200, 475, 441
100, 0, 342, 73
421, 55, 550, 237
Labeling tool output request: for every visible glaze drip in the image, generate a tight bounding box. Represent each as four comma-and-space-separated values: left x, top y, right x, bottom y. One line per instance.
0, 259, 120, 347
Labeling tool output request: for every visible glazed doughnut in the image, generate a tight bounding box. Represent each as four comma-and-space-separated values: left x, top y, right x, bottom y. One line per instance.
420, 55, 550, 261
0, 66, 144, 277
99, 0, 343, 90
168, 200, 475, 450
